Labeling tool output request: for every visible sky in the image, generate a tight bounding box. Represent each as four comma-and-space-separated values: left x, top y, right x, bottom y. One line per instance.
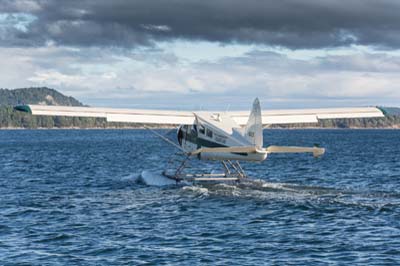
0, 0, 400, 110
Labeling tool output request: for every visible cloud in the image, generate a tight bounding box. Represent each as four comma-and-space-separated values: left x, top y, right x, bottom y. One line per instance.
2, 45, 399, 108
1, 0, 400, 49
0, 0, 42, 13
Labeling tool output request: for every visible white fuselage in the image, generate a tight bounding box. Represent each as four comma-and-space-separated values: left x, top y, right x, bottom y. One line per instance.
177, 113, 267, 162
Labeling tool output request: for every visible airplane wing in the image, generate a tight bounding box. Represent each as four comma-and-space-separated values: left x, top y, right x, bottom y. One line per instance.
14, 105, 195, 125
14, 104, 384, 126
230, 107, 385, 125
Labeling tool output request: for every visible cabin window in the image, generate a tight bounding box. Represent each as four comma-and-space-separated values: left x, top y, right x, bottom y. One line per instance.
206, 128, 213, 138
199, 125, 205, 135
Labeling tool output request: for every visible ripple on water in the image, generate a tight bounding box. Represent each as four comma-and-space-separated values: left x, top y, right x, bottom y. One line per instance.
0, 129, 400, 265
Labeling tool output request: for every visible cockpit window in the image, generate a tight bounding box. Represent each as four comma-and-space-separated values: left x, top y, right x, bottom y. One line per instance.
206, 128, 213, 138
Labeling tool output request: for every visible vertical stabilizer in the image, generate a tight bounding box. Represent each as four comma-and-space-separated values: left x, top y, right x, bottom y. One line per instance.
244, 98, 263, 148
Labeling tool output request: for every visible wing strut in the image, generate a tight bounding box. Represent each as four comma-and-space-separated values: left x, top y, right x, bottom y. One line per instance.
145, 127, 188, 154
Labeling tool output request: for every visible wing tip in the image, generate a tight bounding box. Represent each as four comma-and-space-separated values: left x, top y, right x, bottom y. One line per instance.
376, 106, 388, 116
14, 105, 32, 114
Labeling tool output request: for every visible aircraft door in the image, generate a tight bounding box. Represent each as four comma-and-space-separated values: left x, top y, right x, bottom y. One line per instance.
177, 125, 184, 146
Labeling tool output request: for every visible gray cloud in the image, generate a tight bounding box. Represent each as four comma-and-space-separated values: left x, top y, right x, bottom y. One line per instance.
1, 45, 400, 108
1, 0, 400, 49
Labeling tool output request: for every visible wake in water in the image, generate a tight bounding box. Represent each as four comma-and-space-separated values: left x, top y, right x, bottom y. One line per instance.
190, 179, 400, 210
180, 179, 338, 201
125, 170, 400, 210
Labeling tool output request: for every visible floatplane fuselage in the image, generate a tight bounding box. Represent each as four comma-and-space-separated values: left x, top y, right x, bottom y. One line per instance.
176, 101, 268, 162
178, 122, 268, 162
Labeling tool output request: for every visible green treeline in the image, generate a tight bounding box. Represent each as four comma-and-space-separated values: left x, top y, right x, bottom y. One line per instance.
0, 106, 104, 128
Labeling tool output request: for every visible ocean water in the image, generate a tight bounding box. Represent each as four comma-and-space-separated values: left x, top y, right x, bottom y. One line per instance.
0, 129, 399, 265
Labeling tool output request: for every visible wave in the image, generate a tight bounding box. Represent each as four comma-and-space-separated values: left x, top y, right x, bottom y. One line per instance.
134, 169, 400, 210
183, 178, 400, 210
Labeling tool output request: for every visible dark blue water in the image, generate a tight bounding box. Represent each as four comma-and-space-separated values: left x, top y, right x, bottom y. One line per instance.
1, 129, 400, 265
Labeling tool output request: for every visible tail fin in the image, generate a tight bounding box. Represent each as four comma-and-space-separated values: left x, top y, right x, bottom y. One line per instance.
244, 98, 263, 148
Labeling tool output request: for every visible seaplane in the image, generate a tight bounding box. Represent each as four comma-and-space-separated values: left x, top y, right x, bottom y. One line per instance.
15, 98, 384, 183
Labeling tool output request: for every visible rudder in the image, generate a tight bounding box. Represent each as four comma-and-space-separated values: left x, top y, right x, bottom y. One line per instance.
244, 98, 263, 148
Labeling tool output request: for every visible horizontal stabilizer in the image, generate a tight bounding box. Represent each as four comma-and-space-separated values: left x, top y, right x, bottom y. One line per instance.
266, 145, 325, 158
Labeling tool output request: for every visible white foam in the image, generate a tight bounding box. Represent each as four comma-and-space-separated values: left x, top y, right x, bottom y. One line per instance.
183, 185, 209, 195
261, 182, 285, 189
140, 170, 177, 186
121, 173, 141, 183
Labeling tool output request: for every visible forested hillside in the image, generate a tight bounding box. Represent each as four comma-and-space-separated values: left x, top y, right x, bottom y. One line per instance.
0, 87, 399, 129
0, 87, 84, 106
0, 87, 111, 128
